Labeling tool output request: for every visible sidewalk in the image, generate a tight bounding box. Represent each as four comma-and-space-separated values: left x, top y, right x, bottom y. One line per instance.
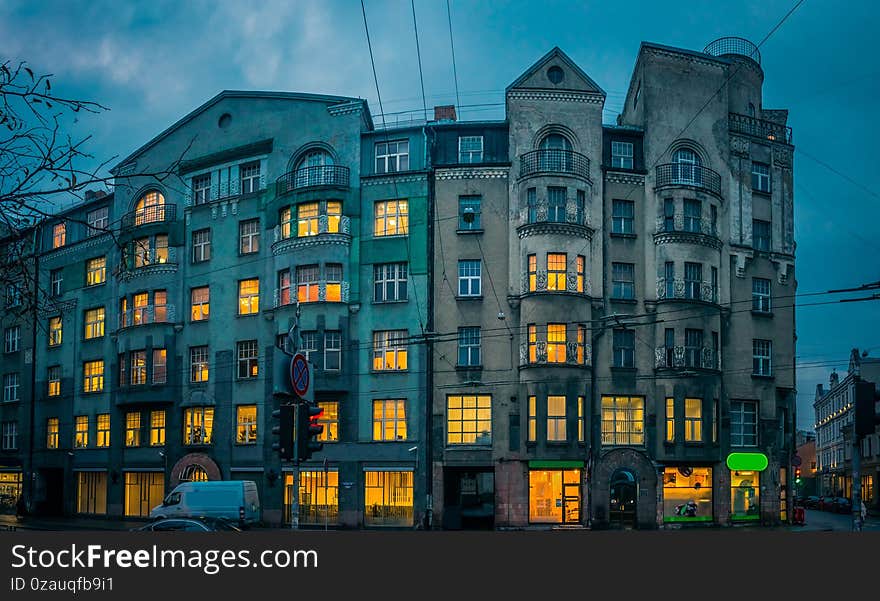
0, 514, 148, 532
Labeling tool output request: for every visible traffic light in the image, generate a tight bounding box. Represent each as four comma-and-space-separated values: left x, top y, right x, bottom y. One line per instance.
795, 467, 802, 484
296, 402, 324, 462
271, 404, 296, 461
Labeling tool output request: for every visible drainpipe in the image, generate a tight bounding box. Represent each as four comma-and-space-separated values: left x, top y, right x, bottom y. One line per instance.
424, 146, 435, 529
26, 223, 41, 513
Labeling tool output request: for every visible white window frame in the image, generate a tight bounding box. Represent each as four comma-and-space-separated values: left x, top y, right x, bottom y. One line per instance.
612, 262, 635, 299
374, 262, 408, 303
457, 260, 482, 297
87, 206, 109, 236
300, 331, 317, 364
324, 331, 341, 371
152, 349, 167, 384
753, 339, 772, 376
50, 269, 63, 297
4, 326, 20, 353
1, 421, 17, 450
190, 346, 209, 383
611, 141, 634, 169
191, 287, 210, 322
237, 340, 259, 379
752, 162, 771, 193
239, 219, 260, 255
3, 373, 20, 402
731, 400, 758, 446
239, 161, 261, 194
375, 140, 410, 174
611, 199, 634, 234
457, 327, 481, 367
86, 256, 106, 286
373, 330, 408, 371
458, 135, 484, 163
192, 229, 211, 263
192, 173, 212, 205
752, 278, 771, 313
84, 307, 105, 340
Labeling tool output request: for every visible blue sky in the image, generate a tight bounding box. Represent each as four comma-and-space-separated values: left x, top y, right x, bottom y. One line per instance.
2, 0, 878, 428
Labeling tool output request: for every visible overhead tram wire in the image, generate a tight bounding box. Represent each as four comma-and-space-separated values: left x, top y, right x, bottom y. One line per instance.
411, 0, 429, 123
446, 0, 461, 118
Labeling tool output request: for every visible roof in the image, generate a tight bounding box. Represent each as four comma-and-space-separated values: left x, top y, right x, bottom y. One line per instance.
639, 41, 732, 66
111, 91, 372, 173
506, 46, 606, 96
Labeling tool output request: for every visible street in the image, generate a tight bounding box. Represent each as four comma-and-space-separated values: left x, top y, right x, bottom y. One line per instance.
795, 509, 880, 532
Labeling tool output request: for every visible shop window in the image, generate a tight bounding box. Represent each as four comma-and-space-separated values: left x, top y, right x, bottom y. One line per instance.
364, 471, 413, 527
76, 472, 108, 515
663, 467, 712, 523
529, 469, 580, 524
731, 470, 760, 521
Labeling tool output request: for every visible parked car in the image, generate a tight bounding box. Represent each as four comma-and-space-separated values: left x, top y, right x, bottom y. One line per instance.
149, 481, 260, 526
803, 495, 820, 509
134, 517, 241, 532
832, 497, 852, 514
818, 496, 836, 511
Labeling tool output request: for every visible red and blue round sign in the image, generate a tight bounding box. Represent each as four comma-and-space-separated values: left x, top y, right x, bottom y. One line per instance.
290, 353, 310, 398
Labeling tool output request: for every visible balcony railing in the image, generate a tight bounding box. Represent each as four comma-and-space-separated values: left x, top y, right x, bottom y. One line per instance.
273, 281, 351, 308
121, 204, 177, 229
522, 197, 591, 229
655, 215, 719, 238
118, 304, 176, 329
729, 112, 793, 144
703, 37, 761, 65
520, 269, 591, 296
184, 174, 268, 206
519, 149, 591, 180
519, 342, 592, 368
654, 164, 721, 196
656, 277, 718, 304
273, 215, 351, 242
655, 345, 719, 370
115, 248, 179, 281
276, 165, 350, 195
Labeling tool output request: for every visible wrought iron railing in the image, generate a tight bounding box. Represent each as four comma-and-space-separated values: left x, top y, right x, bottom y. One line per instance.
121, 204, 177, 229
519, 342, 592, 367
118, 304, 176, 329
523, 197, 591, 228
184, 174, 267, 206
273, 281, 350, 308
729, 112, 793, 144
276, 165, 350, 195
703, 37, 761, 65
655, 346, 719, 370
519, 149, 590, 179
655, 214, 719, 238
656, 277, 718, 304
273, 215, 351, 243
521, 269, 591, 296
655, 164, 722, 196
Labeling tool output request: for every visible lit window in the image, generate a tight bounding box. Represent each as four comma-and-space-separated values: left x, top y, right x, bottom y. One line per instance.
324, 331, 341, 371
447, 395, 491, 445
372, 330, 408, 371
663, 467, 713, 523
83, 360, 104, 392
96, 414, 110, 448
239, 219, 260, 254
529, 468, 580, 524
134, 191, 166, 225
296, 265, 319, 303
52, 223, 66, 248
752, 278, 771, 313
576, 324, 587, 364
751, 162, 771, 193
239, 161, 261, 194
279, 207, 293, 239
278, 269, 292, 306
547, 253, 566, 291
76, 472, 108, 515
611, 141, 634, 169
236, 405, 258, 444
577, 256, 586, 293
154, 290, 167, 323
364, 470, 413, 527
150, 411, 165, 446
4, 326, 20, 353
74, 415, 89, 448
318, 402, 339, 442
547, 396, 566, 441
86, 257, 107, 286
126, 412, 141, 447
326, 263, 342, 302
3, 373, 19, 402
238, 278, 260, 315
298, 202, 319, 237
753, 339, 772, 376
374, 263, 407, 302
685, 398, 702, 442
192, 229, 211, 263
237, 340, 259, 379
374, 200, 409, 236
457, 259, 481, 296
458, 195, 481, 230
47, 366, 60, 397
601, 395, 644, 445
457, 327, 481, 367
286, 470, 339, 526
132, 292, 148, 325
547, 324, 566, 363
372, 399, 407, 441
577, 396, 585, 443
84, 307, 105, 340
528, 325, 537, 363
124, 473, 164, 518
458, 136, 483, 163
375, 140, 409, 174
666, 398, 675, 442
327, 201, 342, 233
731, 470, 760, 521
731, 400, 758, 446
130, 350, 146, 385
612, 200, 634, 234
87, 207, 108, 236
191, 287, 209, 321
152, 349, 166, 384
183, 407, 214, 445
48, 316, 62, 347
528, 395, 536, 442
47, 417, 59, 449
190, 346, 209, 383
528, 254, 537, 292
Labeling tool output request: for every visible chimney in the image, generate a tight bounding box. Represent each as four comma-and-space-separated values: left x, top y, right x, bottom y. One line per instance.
94, 190, 107, 200
84, 190, 95, 201
434, 105, 457, 122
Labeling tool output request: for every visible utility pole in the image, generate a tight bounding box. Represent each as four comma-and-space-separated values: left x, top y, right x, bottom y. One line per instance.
852, 427, 862, 532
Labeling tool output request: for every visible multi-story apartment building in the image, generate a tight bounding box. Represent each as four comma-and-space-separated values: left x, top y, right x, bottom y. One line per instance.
432, 39, 797, 528
3, 37, 798, 529
814, 350, 879, 507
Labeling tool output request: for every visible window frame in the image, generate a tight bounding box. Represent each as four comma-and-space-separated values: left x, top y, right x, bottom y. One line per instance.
457, 326, 481, 367
611, 262, 635, 300
751, 161, 771, 193
236, 340, 259, 379
374, 262, 408, 303
87, 206, 109, 237
190, 346, 209, 383
611, 141, 634, 170
237, 278, 260, 315
458, 135, 484, 164
238, 219, 261, 255
375, 140, 410, 174
372, 399, 407, 441
192, 228, 211, 263
190, 286, 210, 321
374, 199, 409, 237
183, 406, 214, 445
446, 394, 492, 445
611, 199, 635, 234
752, 277, 771, 313
85, 256, 106, 287
236, 405, 258, 445
457, 259, 482, 297
372, 330, 408, 372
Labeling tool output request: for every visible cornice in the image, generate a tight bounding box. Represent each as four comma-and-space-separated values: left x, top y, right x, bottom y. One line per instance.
435, 167, 509, 180
506, 89, 605, 105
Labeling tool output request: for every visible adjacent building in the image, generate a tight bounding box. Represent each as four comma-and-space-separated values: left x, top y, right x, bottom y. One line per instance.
2, 37, 799, 528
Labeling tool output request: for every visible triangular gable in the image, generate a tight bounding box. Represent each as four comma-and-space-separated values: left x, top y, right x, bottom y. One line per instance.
507, 47, 606, 96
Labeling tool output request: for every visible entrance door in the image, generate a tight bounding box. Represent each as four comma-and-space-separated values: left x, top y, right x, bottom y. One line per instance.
609, 469, 637, 528
562, 482, 580, 523
38, 469, 64, 516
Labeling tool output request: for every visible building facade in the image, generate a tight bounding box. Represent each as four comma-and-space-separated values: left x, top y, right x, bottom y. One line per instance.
2, 37, 798, 529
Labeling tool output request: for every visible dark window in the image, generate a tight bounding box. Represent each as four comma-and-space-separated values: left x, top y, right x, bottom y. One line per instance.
612, 263, 635, 299
684, 262, 702, 300
753, 219, 771, 251
547, 187, 566, 222
458, 196, 482, 230
613, 329, 635, 368
612, 200, 634, 234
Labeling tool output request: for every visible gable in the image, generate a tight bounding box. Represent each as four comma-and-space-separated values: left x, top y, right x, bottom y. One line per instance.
507, 47, 606, 96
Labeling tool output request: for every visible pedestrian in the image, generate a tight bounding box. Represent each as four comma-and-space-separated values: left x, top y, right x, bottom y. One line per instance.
860, 500, 867, 523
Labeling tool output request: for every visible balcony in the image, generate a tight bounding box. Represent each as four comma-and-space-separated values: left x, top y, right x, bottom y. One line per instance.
118, 304, 176, 330
703, 36, 761, 65
729, 112, 793, 144
517, 198, 592, 241
273, 281, 351, 308
115, 248, 179, 282
121, 204, 177, 229
184, 175, 267, 206
654, 164, 722, 197
276, 165, 350, 196
519, 342, 592, 368
271, 215, 351, 255
520, 270, 591, 297
654, 214, 721, 248
519, 149, 591, 180
656, 277, 718, 304
655, 346, 719, 371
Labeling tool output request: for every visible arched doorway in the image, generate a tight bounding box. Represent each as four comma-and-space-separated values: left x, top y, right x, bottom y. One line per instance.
609, 468, 638, 529
169, 453, 221, 488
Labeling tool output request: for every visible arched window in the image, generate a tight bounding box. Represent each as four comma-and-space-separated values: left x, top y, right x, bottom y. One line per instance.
295, 149, 334, 188
671, 148, 702, 185
538, 134, 572, 171
135, 191, 166, 225
180, 464, 209, 482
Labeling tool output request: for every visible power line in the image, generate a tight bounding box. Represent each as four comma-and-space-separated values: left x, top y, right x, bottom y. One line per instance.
410, 0, 428, 122
445, 0, 461, 118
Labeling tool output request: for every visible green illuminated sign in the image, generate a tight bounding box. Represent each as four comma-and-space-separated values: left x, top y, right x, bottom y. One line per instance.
726, 452, 769, 472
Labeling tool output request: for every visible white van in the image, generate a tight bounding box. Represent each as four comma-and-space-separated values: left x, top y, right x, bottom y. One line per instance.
150, 481, 260, 526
